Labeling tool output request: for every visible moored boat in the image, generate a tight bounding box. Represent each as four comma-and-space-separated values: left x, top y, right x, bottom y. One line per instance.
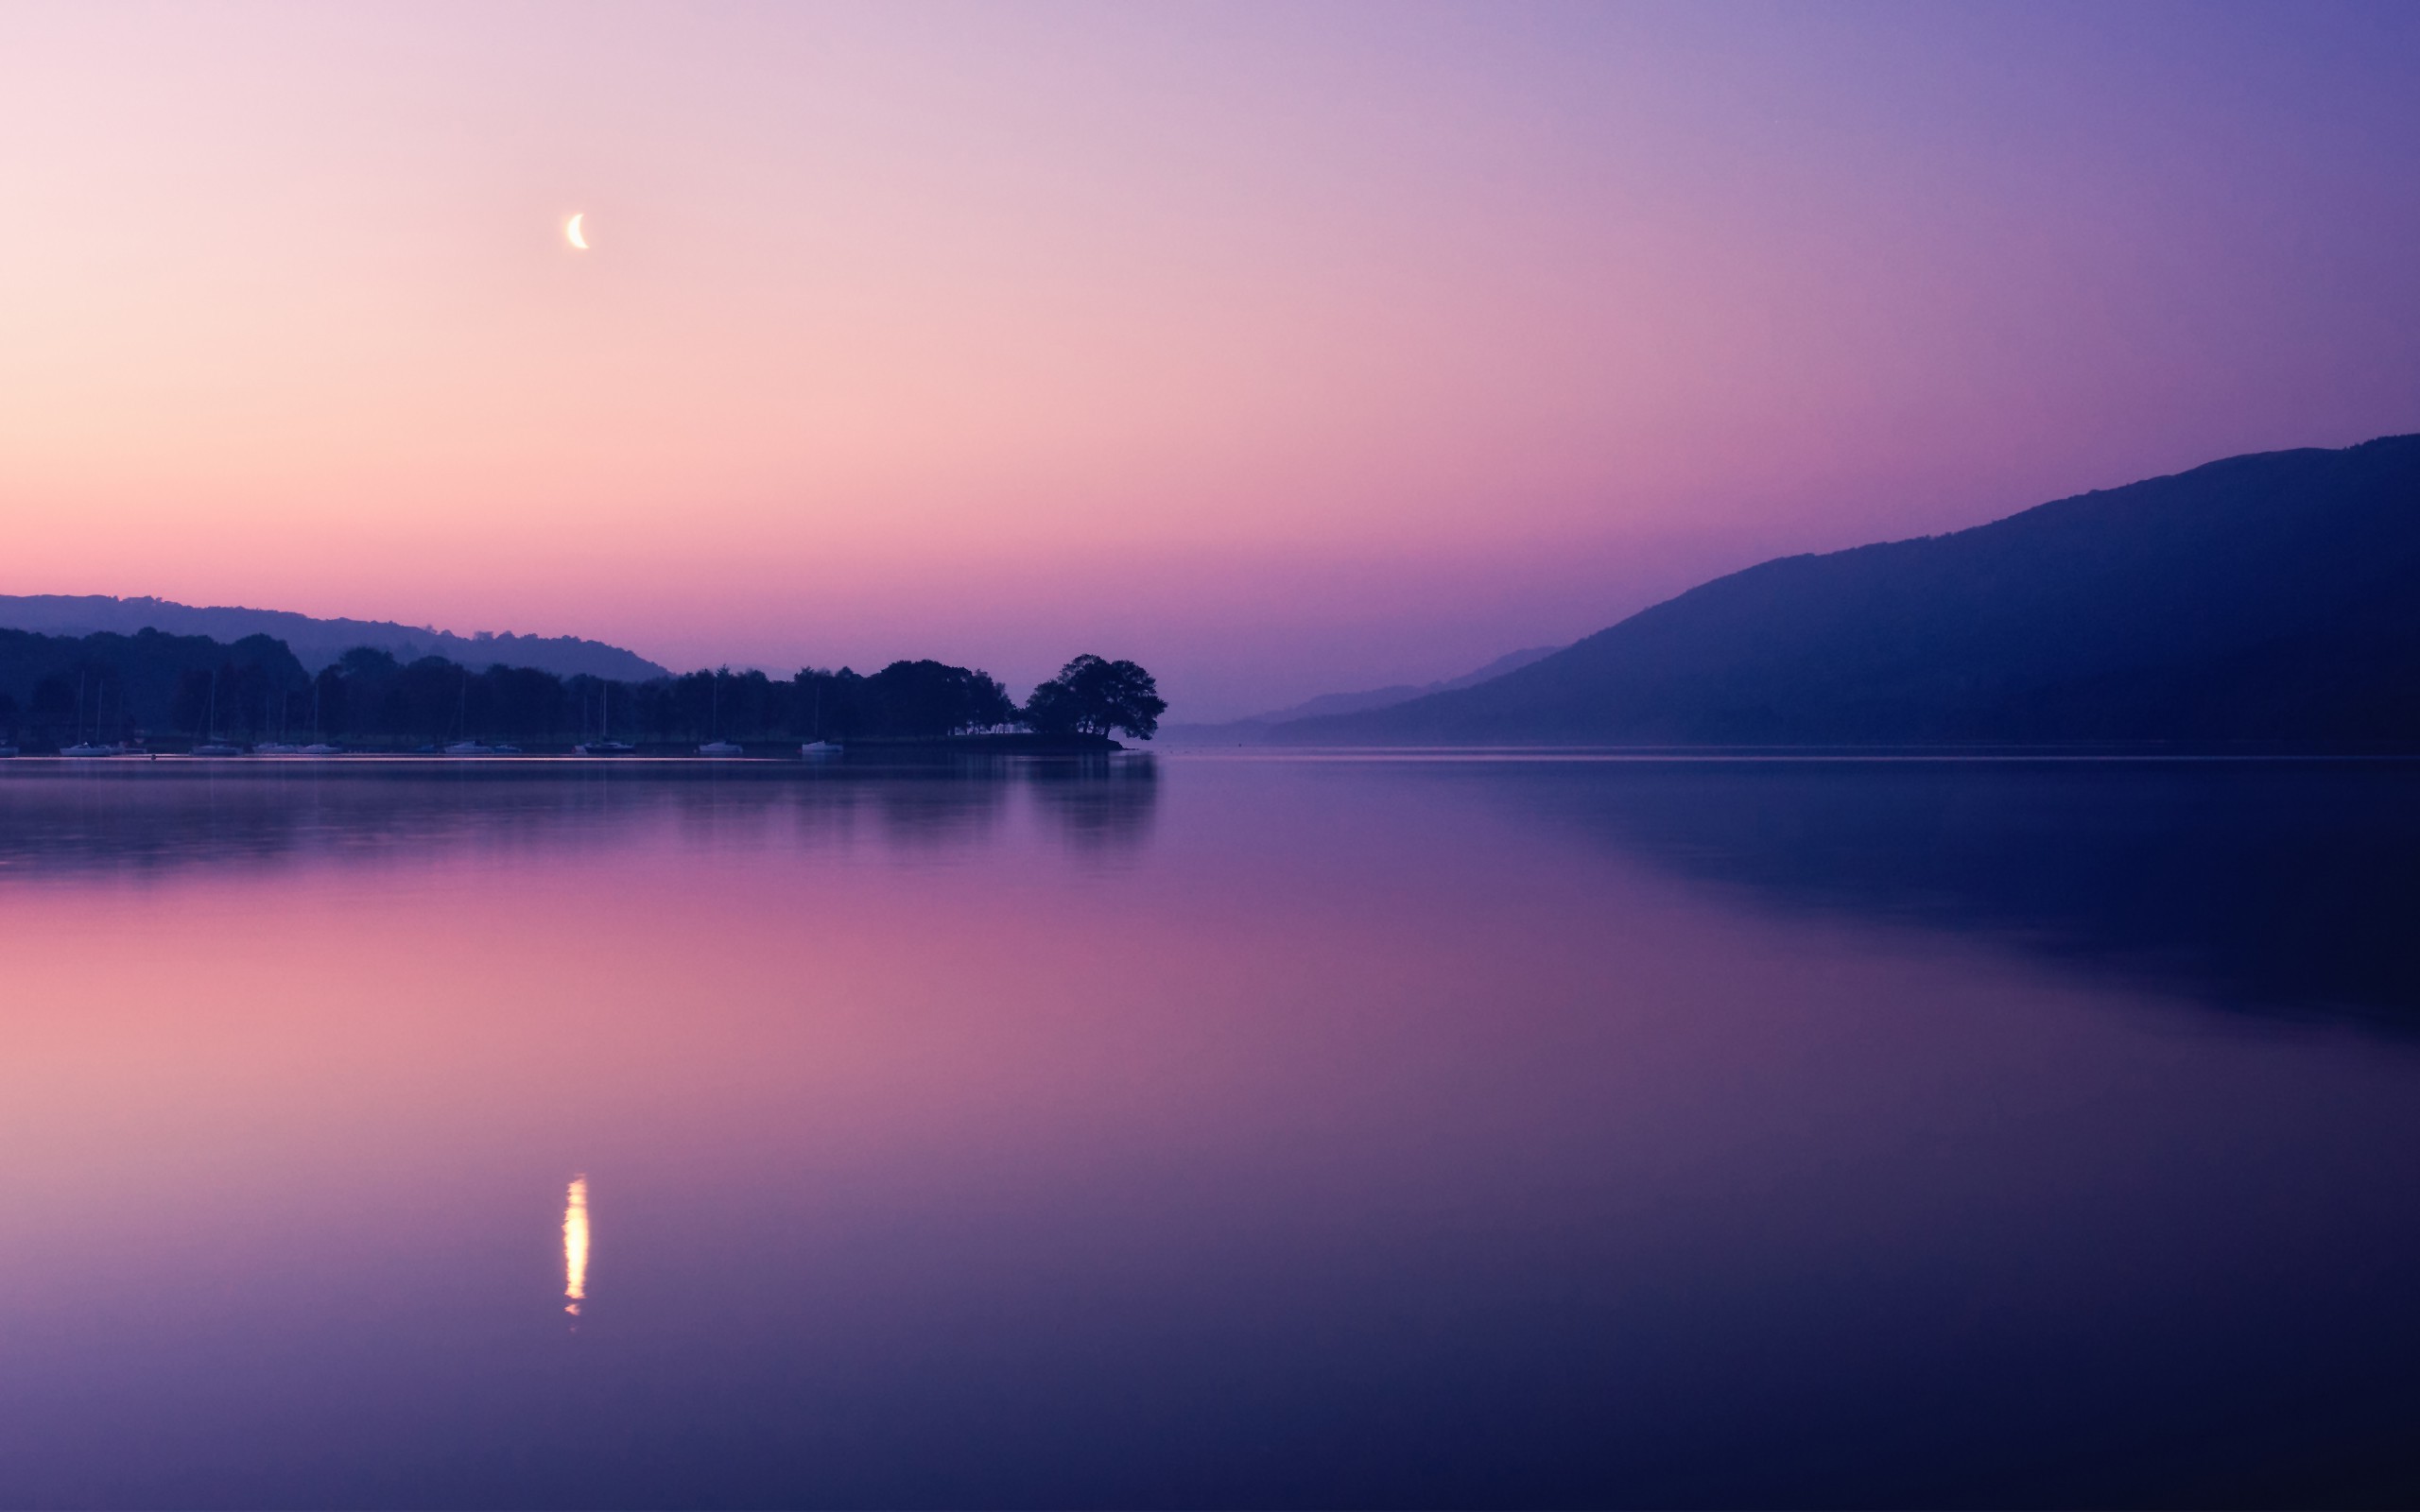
698, 740, 744, 757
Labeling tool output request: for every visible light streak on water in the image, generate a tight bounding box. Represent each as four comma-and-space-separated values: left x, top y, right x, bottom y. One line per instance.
563, 1176, 589, 1317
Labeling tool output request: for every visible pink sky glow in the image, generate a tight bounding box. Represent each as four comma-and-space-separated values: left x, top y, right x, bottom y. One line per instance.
4, 2, 2416, 717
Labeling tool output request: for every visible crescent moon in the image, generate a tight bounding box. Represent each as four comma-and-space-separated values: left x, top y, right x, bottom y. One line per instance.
566, 214, 589, 250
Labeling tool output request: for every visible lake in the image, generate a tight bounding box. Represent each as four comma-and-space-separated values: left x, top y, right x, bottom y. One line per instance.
3, 753, 2418, 1507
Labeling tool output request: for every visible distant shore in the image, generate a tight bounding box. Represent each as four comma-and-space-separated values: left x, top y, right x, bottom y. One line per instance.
1, 731, 1130, 761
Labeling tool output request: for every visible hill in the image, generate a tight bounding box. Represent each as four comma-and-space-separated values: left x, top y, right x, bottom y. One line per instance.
1160, 645, 1561, 745
1271, 435, 2420, 746
0, 595, 668, 682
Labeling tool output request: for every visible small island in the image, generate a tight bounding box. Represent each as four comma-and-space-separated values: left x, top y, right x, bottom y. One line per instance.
0, 629, 1166, 757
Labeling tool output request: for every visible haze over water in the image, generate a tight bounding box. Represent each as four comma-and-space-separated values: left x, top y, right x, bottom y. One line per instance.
4, 756, 2418, 1506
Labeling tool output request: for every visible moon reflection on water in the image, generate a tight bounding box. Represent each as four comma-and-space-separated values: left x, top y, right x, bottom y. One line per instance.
563, 1176, 589, 1317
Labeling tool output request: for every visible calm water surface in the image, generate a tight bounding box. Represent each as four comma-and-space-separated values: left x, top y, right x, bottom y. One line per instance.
3, 754, 2419, 1508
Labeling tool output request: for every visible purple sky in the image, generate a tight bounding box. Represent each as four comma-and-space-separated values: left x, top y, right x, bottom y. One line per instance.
2, 1, 2415, 716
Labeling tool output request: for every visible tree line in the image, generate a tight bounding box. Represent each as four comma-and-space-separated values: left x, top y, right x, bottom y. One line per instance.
0, 627, 1164, 747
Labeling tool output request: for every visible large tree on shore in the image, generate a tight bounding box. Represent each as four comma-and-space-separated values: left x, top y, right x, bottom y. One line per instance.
1023, 655, 1166, 740
863, 660, 1017, 738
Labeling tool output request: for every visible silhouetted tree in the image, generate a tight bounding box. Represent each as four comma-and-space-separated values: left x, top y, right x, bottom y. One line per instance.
792, 667, 868, 740
313, 663, 348, 736
862, 660, 1016, 737
27, 674, 72, 745
1023, 655, 1165, 740
169, 668, 214, 733
341, 646, 402, 679
2, 627, 1058, 748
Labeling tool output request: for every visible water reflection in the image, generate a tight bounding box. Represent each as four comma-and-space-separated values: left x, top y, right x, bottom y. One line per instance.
1027, 756, 1158, 854
3, 755, 2419, 1506
563, 1176, 589, 1318
1450, 757, 2420, 1023
0, 760, 1156, 880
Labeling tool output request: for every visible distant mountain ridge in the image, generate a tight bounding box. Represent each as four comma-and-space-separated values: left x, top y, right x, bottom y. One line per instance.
1272, 435, 2420, 746
1161, 645, 1562, 744
0, 595, 669, 682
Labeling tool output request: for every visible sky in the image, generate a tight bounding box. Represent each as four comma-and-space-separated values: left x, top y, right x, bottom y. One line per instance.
3, 1, 2417, 719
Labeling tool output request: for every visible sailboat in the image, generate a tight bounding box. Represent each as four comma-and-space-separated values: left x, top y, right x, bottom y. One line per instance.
799, 681, 840, 756
255, 684, 302, 753
62, 673, 119, 756
192, 669, 245, 755
575, 680, 634, 754
443, 668, 493, 754
299, 678, 342, 753
697, 674, 742, 755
